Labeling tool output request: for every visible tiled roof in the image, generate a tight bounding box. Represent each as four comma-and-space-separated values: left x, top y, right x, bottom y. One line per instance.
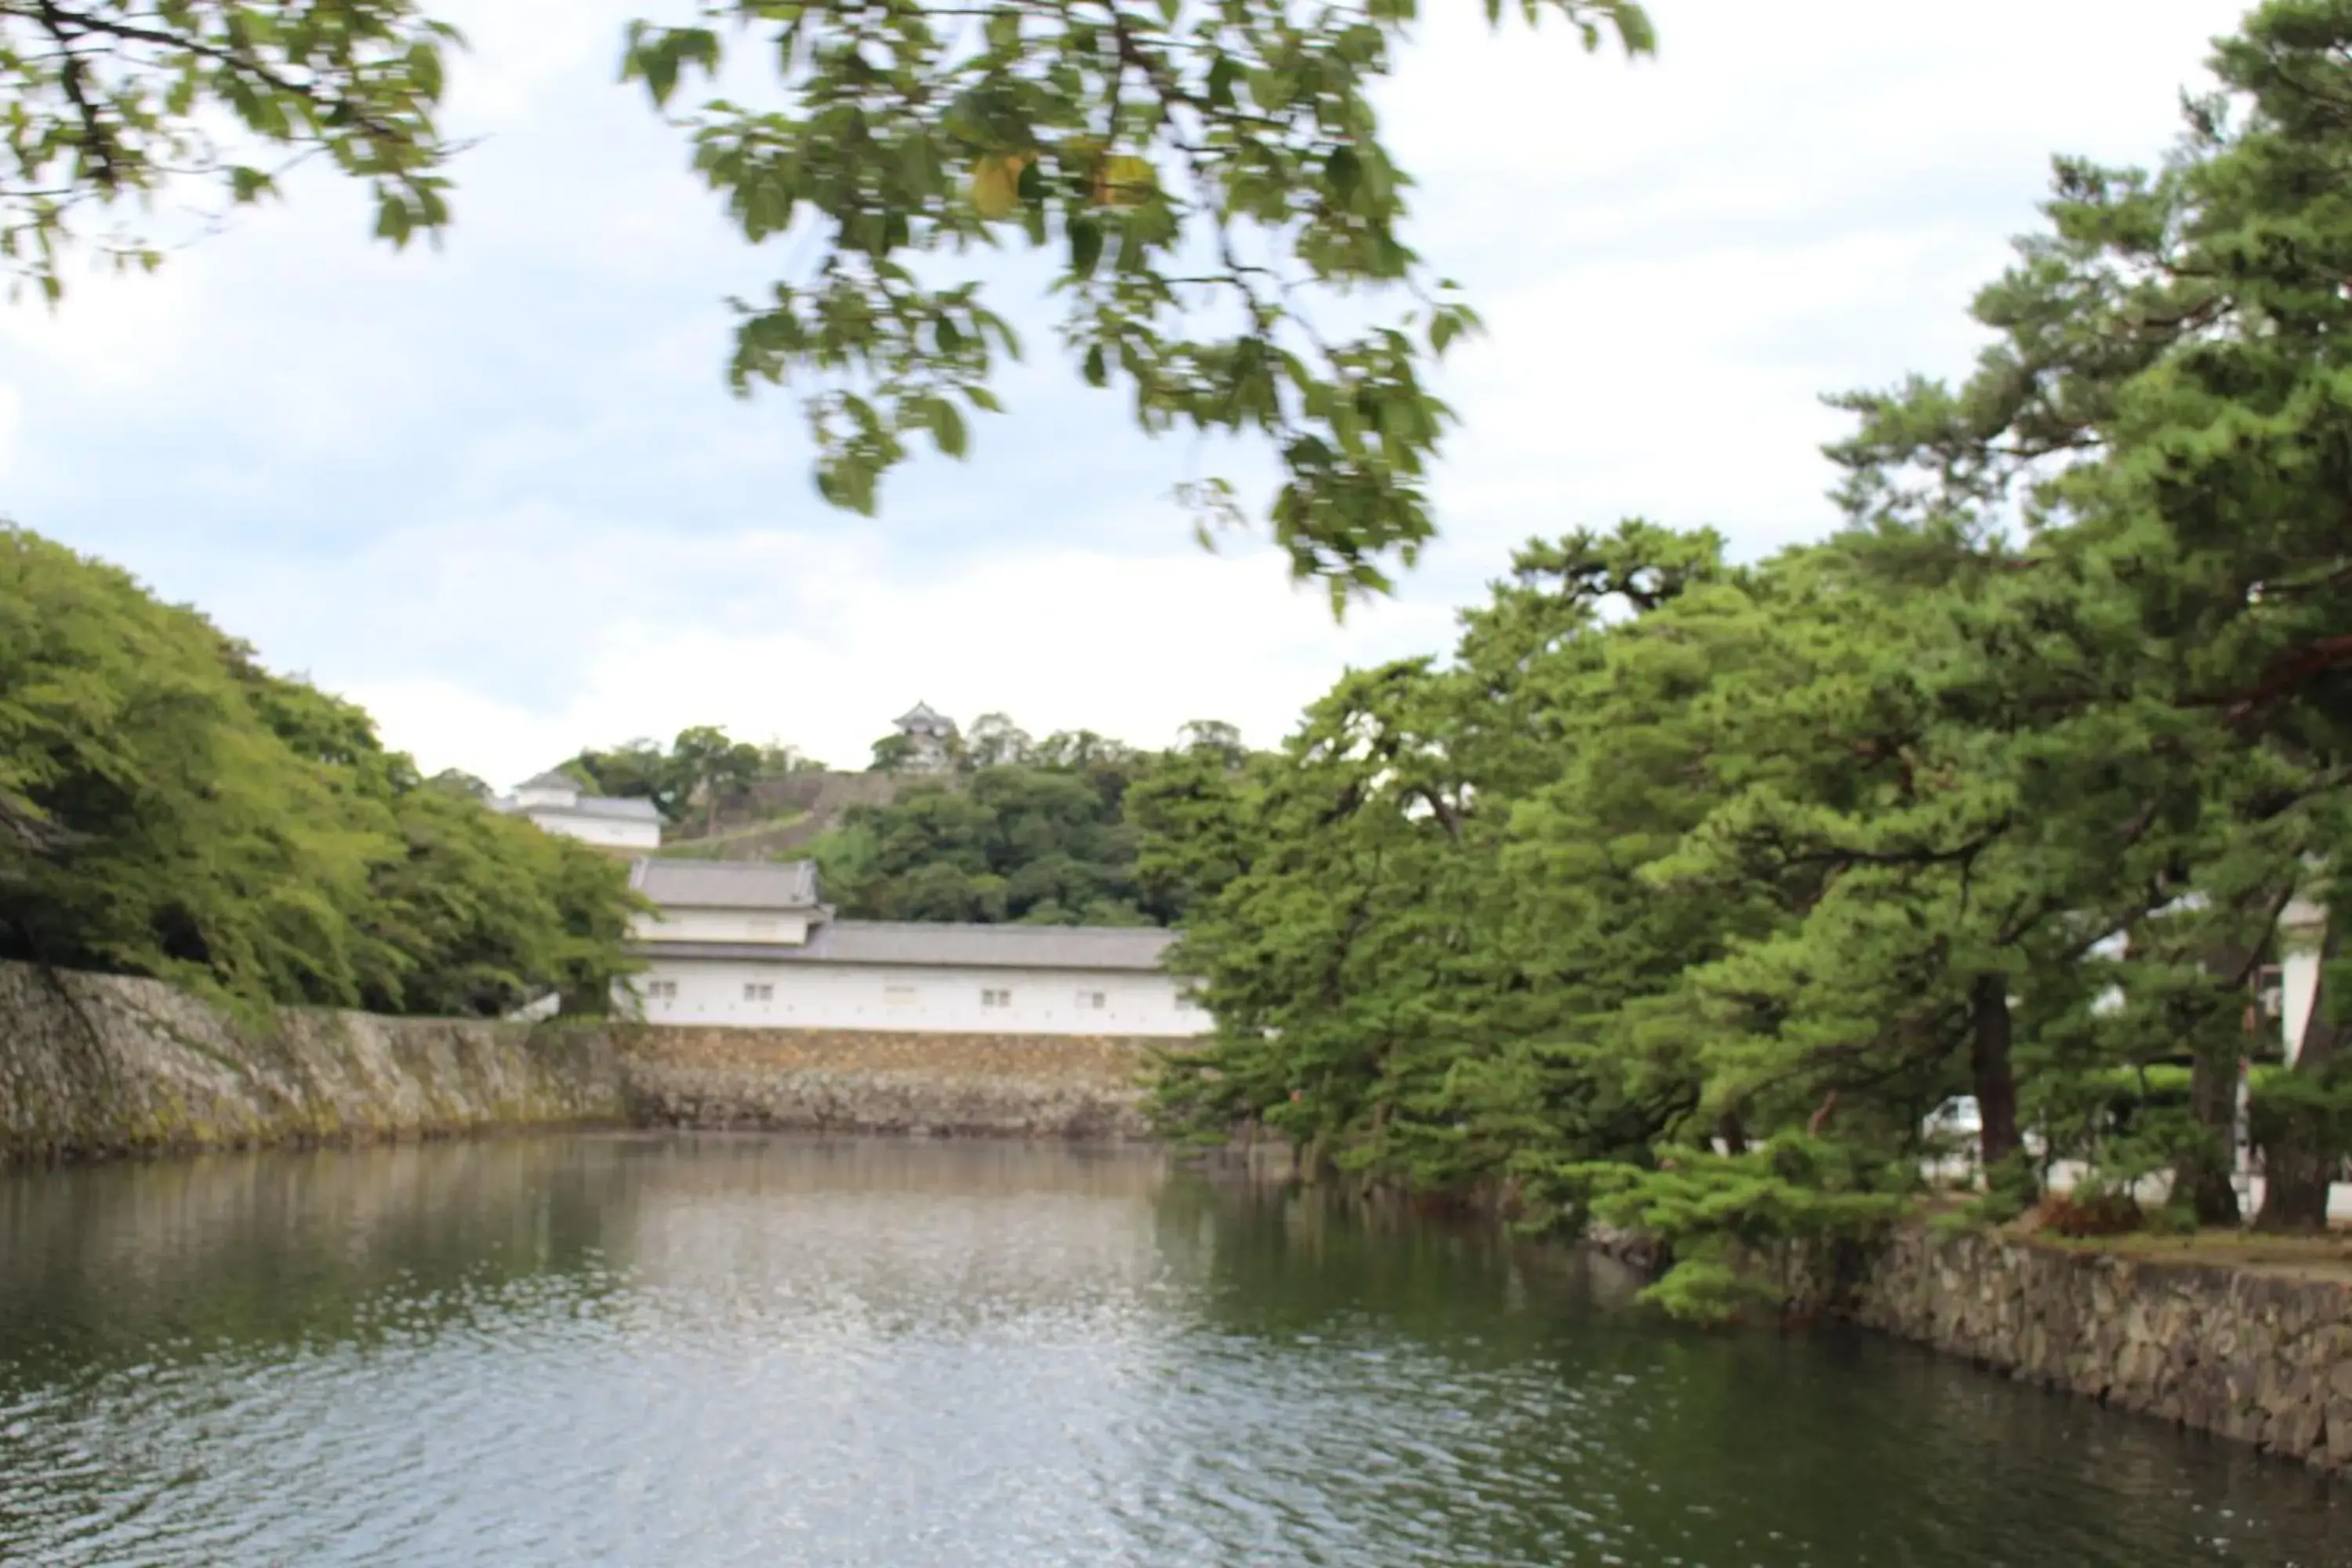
630, 857, 821, 909
894, 701, 955, 731
534, 794, 662, 823
633, 919, 1175, 971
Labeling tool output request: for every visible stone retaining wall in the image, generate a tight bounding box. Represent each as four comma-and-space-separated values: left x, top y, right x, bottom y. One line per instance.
619, 1026, 1156, 1140
1838, 1228, 2352, 1475
0, 964, 1166, 1165
0, 962, 626, 1164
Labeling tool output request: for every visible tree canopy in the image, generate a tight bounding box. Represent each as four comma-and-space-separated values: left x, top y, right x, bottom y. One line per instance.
813, 719, 1234, 925
14, 1, 1658, 595
2, 0, 459, 300
567, 728, 817, 828
0, 525, 639, 1017
620, 0, 1654, 601
1138, 2, 2352, 1312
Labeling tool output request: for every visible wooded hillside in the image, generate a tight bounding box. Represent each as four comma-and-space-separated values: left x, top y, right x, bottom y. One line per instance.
0, 529, 638, 1018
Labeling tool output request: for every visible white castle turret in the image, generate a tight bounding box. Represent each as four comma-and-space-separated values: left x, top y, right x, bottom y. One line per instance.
891, 702, 960, 773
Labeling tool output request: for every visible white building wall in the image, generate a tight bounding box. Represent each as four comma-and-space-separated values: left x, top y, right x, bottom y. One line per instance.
528, 810, 663, 851
2280, 894, 2328, 1065
2281, 949, 2321, 1064
633, 956, 1207, 1036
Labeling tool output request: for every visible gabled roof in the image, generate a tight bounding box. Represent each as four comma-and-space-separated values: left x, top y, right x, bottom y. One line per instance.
633, 918, 1174, 971
630, 857, 822, 909
894, 701, 955, 732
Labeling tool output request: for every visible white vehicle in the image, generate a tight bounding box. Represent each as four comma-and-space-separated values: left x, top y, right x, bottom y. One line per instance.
1919, 1095, 1985, 1188
1924, 1095, 1982, 1142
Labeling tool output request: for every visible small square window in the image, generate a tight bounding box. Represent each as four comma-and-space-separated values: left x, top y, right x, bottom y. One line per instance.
885, 985, 917, 1007
1076, 990, 1106, 1010
981, 988, 1011, 1008
743, 982, 775, 1002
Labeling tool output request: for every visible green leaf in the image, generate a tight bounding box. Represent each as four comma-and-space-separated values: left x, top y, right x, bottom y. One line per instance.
1206, 56, 1240, 109
408, 40, 445, 101
1614, 4, 1660, 56
1325, 147, 1363, 200
929, 397, 969, 458
1069, 215, 1103, 277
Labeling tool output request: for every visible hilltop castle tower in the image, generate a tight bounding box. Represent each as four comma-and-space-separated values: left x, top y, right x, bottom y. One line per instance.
892, 702, 960, 773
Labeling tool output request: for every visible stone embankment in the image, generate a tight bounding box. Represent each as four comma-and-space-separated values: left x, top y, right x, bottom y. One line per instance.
1839, 1227, 2352, 1475
0, 961, 625, 1163
0, 962, 1160, 1166
621, 1026, 1153, 1140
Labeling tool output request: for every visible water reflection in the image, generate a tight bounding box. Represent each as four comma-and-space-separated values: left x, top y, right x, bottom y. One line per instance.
0, 1135, 2342, 1566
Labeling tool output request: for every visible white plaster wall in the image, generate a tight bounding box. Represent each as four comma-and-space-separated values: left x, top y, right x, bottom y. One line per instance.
632, 910, 813, 945
2281, 948, 2322, 1065
528, 810, 662, 850
633, 957, 1207, 1036
2279, 895, 2328, 1066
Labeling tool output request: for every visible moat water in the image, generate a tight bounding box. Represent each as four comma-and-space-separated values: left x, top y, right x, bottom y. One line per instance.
0, 1136, 2344, 1566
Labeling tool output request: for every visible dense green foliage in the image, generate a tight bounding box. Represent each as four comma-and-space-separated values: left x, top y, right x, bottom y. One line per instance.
0, 528, 639, 1015
2, 0, 458, 300
865, 711, 1151, 776
813, 720, 1229, 925
1139, 4, 2352, 1313
568, 728, 819, 829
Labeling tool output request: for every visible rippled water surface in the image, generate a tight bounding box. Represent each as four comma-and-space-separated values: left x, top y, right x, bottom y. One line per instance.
0, 1136, 2344, 1566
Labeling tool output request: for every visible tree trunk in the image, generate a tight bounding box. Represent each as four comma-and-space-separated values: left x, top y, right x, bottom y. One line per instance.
2176, 1045, 2245, 1225
1716, 1112, 1749, 1157
1969, 973, 2023, 1169
2170, 898, 2288, 1228
704, 778, 718, 837
2256, 919, 2342, 1232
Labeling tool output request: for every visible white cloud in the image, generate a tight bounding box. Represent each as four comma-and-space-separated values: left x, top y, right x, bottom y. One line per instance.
332, 521, 1451, 784
1373, 0, 2242, 577
2, 0, 2254, 784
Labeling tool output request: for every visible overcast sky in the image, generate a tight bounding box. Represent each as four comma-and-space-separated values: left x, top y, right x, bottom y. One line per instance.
1, 1, 2252, 783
